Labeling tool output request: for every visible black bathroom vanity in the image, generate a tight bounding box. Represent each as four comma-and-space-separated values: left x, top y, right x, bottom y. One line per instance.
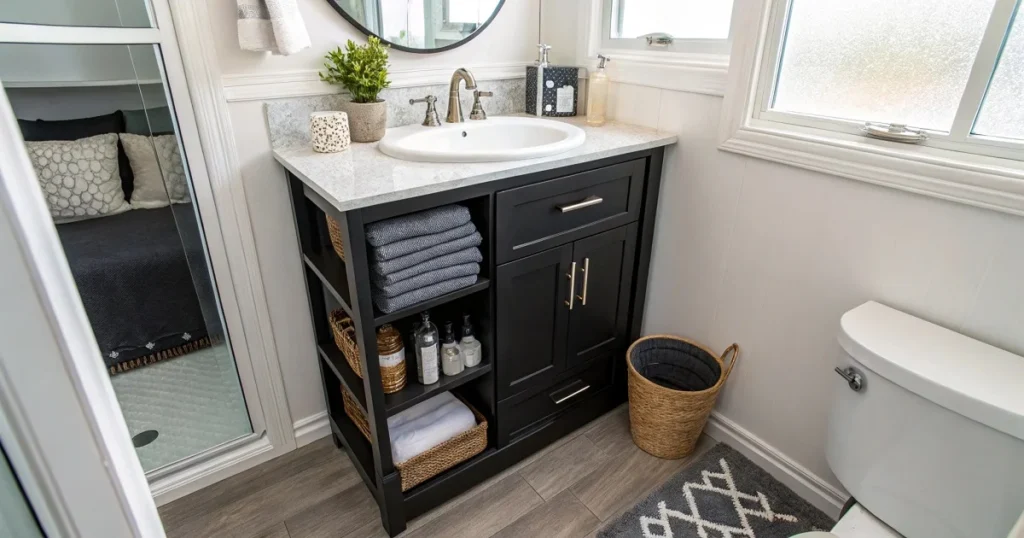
277, 118, 675, 535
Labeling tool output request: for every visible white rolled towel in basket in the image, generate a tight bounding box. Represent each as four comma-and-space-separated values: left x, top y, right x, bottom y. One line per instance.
387, 392, 476, 464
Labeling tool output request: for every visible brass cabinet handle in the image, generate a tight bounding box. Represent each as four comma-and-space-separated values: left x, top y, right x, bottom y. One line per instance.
553, 385, 590, 405
576, 257, 590, 305
565, 261, 577, 310
558, 195, 603, 213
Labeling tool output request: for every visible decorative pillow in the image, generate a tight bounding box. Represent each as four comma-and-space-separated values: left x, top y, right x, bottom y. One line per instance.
118, 133, 190, 208
17, 110, 135, 202
153, 135, 189, 204
25, 133, 130, 222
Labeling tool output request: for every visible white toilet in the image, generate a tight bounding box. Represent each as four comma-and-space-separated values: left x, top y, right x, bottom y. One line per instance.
808, 301, 1024, 538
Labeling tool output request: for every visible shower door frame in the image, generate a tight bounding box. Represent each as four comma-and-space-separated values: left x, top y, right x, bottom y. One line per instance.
0, 0, 297, 505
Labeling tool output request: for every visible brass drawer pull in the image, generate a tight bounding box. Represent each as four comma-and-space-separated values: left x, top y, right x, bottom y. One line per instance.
558, 195, 603, 213
553, 385, 590, 405
565, 261, 577, 310
576, 257, 590, 305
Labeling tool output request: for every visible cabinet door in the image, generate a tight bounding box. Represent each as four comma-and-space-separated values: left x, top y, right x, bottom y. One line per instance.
566, 224, 638, 369
496, 244, 573, 400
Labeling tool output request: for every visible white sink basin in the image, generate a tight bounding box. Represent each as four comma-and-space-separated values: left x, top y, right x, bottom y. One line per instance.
378, 116, 586, 162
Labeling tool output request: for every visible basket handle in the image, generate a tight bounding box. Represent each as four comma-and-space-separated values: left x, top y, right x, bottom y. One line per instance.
719, 343, 739, 382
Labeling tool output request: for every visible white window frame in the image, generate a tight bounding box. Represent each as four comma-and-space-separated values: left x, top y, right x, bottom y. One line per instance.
601, 0, 733, 55
576, 0, 735, 96
720, 0, 1024, 216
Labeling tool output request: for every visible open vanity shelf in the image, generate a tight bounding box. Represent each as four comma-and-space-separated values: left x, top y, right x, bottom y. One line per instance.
285, 146, 667, 536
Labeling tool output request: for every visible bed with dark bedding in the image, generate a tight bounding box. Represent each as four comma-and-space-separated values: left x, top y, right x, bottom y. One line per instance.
56, 206, 210, 373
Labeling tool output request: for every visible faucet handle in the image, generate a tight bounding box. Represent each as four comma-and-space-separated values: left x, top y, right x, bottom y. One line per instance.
409, 95, 441, 127
470, 90, 493, 121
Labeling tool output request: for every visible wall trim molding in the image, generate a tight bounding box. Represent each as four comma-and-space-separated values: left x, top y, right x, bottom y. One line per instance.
222, 61, 531, 102
294, 411, 331, 448
704, 411, 847, 519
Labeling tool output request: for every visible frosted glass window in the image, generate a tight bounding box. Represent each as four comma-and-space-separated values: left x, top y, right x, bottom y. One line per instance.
611, 0, 733, 40
771, 0, 997, 132
974, 6, 1024, 140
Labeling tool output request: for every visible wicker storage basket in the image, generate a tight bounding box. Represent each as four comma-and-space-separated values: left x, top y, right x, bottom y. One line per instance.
341, 385, 488, 491
626, 336, 738, 459
329, 310, 407, 394
326, 215, 346, 260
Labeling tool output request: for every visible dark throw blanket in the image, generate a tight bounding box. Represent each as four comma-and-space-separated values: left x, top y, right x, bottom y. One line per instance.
56, 207, 210, 373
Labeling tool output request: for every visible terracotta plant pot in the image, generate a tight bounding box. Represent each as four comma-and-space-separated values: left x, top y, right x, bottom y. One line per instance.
343, 100, 387, 143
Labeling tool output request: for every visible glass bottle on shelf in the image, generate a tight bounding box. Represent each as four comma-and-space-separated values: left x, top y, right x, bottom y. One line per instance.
460, 313, 482, 368
414, 311, 440, 385
441, 321, 465, 377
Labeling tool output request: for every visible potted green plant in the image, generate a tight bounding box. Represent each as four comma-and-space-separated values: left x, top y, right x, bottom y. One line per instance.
319, 36, 392, 143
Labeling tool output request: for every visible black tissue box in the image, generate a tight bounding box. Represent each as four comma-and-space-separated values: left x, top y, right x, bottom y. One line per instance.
526, 65, 580, 117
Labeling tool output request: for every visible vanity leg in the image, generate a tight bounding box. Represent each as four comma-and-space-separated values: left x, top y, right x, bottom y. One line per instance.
379, 473, 406, 537
331, 433, 343, 449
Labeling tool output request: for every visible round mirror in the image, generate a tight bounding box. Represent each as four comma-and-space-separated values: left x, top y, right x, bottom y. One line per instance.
325, 0, 505, 53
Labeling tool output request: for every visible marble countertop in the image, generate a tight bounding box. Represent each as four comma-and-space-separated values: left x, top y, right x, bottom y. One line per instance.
272, 116, 677, 213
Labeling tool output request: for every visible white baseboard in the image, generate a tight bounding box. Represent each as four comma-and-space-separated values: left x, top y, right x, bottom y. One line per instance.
293, 411, 331, 448
704, 411, 847, 519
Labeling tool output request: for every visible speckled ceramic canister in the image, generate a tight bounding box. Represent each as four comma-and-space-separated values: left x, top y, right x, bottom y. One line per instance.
310, 111, 350, 153
343, 100, 387, 143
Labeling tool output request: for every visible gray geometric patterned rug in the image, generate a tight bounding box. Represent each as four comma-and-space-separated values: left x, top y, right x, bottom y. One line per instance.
600, 443, 835, 537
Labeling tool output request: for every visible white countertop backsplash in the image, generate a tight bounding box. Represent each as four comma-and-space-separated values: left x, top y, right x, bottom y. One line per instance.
266, 91, 677, 213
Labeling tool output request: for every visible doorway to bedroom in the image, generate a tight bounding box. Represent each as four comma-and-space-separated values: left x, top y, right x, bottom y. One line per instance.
0, 4, 252, 473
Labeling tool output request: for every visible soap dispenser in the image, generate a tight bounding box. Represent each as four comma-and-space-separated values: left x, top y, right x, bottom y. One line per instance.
586, 55, 610, 126
526, 44, 580, 117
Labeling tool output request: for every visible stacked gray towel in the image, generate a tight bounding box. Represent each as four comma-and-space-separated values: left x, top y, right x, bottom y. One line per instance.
367, 204, 482, 313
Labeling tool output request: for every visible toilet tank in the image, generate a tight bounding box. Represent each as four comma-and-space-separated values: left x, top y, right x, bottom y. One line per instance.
828, 302, 1024, 538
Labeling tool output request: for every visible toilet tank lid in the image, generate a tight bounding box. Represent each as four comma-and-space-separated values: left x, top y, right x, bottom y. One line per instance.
838, 301, 1024, 442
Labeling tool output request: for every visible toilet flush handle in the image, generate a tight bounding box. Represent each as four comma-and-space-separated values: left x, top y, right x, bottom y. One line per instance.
835, 366, 864, 392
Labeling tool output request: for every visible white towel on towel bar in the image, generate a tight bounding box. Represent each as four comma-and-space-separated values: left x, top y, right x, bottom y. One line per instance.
236, 0, 310, 56
389, 394, 476, 464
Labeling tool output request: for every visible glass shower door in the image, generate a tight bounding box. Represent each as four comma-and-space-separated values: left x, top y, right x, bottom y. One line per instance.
0, 34, 252, 472
0, 444, 43, 538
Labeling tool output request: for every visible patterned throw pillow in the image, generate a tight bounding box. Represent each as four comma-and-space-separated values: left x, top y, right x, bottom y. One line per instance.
25, 133, 130, 222
119, 133, 190, 208
153, 134, 190, 204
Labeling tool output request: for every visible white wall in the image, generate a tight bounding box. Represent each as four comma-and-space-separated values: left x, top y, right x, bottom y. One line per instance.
213, 0, 540, 427
608, 82, 1024, 490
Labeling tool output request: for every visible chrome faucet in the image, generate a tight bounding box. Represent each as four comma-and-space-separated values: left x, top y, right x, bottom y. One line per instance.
446, 68, 478, 123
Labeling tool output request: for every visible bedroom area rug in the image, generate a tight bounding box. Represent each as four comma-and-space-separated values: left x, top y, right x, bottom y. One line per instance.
599, 444, 835, 538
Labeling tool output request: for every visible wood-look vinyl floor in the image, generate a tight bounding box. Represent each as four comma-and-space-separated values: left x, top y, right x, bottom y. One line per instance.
159, 405, 715, 538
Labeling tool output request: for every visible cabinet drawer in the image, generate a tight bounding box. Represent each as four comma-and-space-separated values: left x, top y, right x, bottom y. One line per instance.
497, 357, 613, 446
495, 159, 646, 263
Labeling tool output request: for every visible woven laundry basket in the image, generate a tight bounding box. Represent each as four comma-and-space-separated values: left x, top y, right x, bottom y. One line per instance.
626, 335, 738, 459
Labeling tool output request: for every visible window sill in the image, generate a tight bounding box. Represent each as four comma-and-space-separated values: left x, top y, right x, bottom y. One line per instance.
719, 120, 1024, 216
585, 50, 730, 96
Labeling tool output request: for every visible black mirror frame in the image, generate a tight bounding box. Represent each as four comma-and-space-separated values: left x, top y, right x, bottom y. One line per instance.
324, 0, 507, 54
